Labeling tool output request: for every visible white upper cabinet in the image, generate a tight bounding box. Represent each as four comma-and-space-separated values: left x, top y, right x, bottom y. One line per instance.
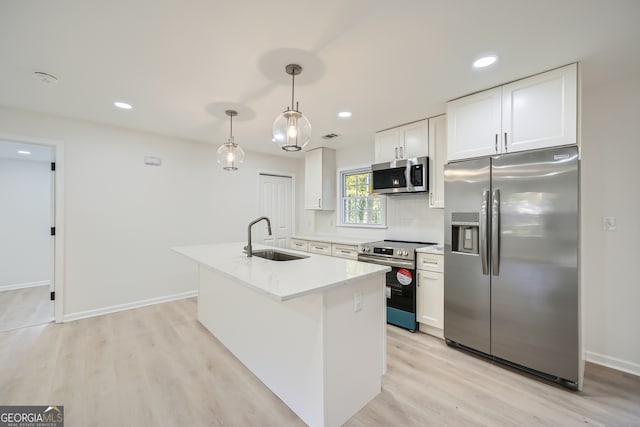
373, 128, 400, 163
502, 63, 577, 153
402, 120, 429, 159
428, 114, 447, 209
447, 63, 578, 161
304, 147, 336, 210
447, 88, 502, 161
374, 119, 428, 163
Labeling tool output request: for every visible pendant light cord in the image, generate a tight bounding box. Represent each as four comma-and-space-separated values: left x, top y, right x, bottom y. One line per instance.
229, 113, 233, 142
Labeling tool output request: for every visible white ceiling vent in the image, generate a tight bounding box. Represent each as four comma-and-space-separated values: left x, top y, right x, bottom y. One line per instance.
321, 133, 340, 140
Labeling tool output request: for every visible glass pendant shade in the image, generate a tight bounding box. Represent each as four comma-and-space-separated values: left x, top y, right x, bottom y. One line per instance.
216, 140, 245, 171
273, 109, 312, 151
217, 109, 244, 171
272, 63, 311, 151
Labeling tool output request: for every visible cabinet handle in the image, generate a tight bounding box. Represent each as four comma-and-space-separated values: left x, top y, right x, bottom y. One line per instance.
504, 132, 508, 152
318, 198, 321, 208
340, 250, 350, 254
495, 134, 498, 152
399, 146, 404, 159
395, 147, 398, 159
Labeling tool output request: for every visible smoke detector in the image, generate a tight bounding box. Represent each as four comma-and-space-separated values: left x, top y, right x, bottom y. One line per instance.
34, 71, 59, 84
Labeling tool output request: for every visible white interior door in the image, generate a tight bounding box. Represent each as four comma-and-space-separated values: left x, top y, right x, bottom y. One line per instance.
258, 174, 293, 248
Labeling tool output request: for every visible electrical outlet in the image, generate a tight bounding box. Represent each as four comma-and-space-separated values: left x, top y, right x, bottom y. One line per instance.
353, 291, 362, 312
603, 216, 617, 232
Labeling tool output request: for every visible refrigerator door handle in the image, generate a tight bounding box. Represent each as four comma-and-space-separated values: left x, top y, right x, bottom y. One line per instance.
492, 189, 501, 276
480, 190, 489, 275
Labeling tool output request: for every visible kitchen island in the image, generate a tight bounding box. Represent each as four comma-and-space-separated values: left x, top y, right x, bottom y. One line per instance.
172, 242, 390, 427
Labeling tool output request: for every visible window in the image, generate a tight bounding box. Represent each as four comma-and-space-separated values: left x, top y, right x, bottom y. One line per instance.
340, 167, 386, 227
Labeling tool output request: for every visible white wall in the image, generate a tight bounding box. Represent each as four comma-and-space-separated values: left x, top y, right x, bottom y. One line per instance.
0, 106, 305, 318
0, 158, 51, 288
581, 70, 640, 373
313, 142, 444, 244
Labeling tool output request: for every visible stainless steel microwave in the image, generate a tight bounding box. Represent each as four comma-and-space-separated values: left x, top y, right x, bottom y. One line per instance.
371, 156, 428, 194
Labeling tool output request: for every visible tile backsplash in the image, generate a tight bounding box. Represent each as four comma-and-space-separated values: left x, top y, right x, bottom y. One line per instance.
313, 193, 444, 244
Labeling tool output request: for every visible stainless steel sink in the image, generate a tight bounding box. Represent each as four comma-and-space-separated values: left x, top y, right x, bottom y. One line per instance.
251, 249, 309, 261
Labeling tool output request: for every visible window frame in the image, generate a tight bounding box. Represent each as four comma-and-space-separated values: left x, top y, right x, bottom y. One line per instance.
337, 166, 387, 229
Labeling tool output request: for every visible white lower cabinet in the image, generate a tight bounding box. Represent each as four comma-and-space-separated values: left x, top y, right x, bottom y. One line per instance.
308, 241, 332, 256
416, 253, 444, 338
289, 238, 359, 260
331, 244, 358, 260
290, 239, 309, 252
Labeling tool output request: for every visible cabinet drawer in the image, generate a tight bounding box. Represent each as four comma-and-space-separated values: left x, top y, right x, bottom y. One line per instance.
290, 239, 309, 252
331, 244, 358, 260
417, 253, 443, 272
308, 241, 331, 255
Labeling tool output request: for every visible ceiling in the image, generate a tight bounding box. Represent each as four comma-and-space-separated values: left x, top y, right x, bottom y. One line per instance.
1, 1, 639, 157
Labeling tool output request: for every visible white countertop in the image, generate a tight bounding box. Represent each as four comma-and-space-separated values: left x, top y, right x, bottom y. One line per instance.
173, 242, 390, 302
291, 234, 376, 246
416, 244, 444, 255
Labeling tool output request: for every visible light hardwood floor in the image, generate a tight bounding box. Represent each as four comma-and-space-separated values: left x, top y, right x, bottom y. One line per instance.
0, 285, 52, 332
0, 298, 638, 426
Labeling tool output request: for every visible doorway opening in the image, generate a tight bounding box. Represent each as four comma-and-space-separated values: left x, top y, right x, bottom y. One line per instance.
0, 138, 59, 331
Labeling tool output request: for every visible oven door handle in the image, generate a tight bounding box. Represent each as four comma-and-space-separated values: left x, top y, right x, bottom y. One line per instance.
358, 255, 414, 269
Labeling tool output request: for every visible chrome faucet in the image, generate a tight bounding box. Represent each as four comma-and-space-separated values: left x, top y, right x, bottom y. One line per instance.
245, 216, 272, 257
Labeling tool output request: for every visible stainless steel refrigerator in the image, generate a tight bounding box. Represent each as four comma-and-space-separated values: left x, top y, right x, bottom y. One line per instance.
444, 146, 581, 389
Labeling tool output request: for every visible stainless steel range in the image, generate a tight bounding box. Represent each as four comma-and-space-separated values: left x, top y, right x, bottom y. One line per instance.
358, 240, 436, 332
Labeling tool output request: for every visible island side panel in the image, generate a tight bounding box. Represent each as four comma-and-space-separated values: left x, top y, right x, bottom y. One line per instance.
197, 266, 326, 427
323, 274, 386, 427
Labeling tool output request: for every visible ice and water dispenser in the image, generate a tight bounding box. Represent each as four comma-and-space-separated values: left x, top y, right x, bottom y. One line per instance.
451, 212, 480, 255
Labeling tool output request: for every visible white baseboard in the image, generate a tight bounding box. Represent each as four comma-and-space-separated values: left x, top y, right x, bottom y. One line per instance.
417, 323, 444, 339
584, 350, 640, 377
63, 290, 198, 322
0, 280, 49, 292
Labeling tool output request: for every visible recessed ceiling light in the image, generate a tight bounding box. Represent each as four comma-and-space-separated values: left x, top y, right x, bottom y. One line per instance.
17, 150, 31, 155
473, 56, 497, 68
114, 101, 133, 110
338, 111, 352, 118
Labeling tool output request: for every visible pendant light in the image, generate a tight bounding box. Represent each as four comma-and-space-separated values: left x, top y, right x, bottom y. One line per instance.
217, 109, 245, 171
272, 63, 312, 151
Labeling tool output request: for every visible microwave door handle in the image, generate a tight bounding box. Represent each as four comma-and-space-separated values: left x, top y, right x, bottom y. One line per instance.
480, 190, 489, 275
492, 189, 500, 276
